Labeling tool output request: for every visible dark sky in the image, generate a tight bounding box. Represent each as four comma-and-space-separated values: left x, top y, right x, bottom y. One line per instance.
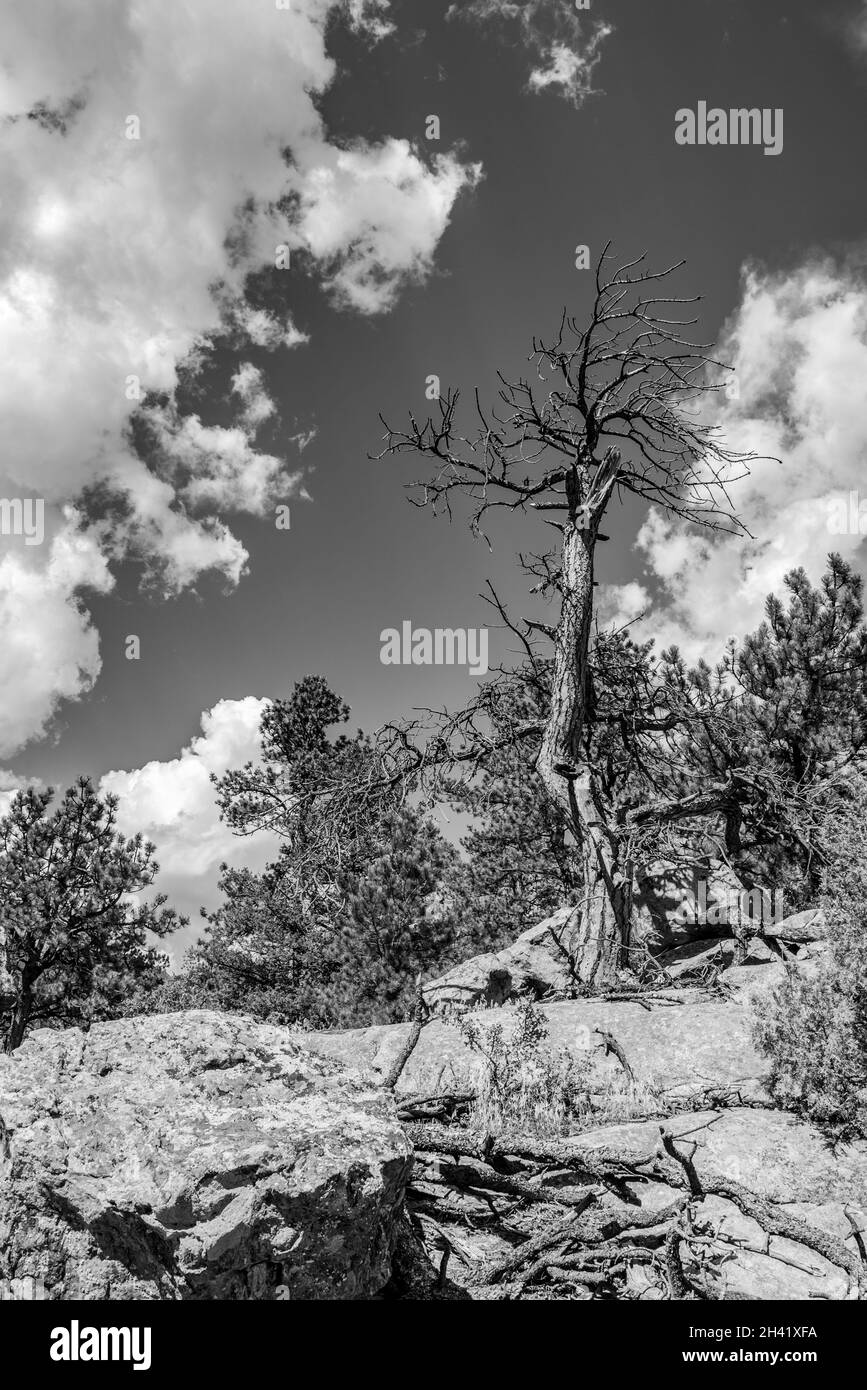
5, 0, 867, 927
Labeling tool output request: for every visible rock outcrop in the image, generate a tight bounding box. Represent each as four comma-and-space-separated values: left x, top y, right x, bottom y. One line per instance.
0, 1011, 411, 1300
574, 1108, 867, 1300
767, 906, 827, 943
421, 872, 824, 1016
299, 936, 867, 1300
301, 973, 771, 1107
422, 907, 580, 1013
633, 857, 748, 950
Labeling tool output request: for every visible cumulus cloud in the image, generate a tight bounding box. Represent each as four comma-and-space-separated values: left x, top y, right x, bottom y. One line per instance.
609, 259, 867, 662
101, 697, 277, 934
597, 580, 650, 634
294, 141, 482, 314
0, 511, 112, 756
0, 0, 480, 752
0, 769, 45, 819
138, 364, 302, 542
448, 0, 612, 106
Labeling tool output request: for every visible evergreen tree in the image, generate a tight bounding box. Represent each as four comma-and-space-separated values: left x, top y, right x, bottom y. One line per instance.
753, 776, 867, 1139
659, 554, 867, 903
0, 778, 180, 1052
446, 660, 576, 955
445, 558, 867, 956
162, 677, 462, 1028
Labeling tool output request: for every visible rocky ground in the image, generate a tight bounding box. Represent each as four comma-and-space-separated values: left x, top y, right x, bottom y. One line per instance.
0, 890, 863, 1300
0, 1012, 410, 1299
298, 946, 866, 1300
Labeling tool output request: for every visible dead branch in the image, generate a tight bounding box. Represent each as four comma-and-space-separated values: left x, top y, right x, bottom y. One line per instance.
413, 1155, 597, 1209
595, 1028, 636, 1083
383, 975, 429, 1091
404, 1122, 644, 1202
478, 1196, 597, 1285
658, 1126, 703, 1197
401, 1114, 867, 1300
396, 1091, 474, 1123
664, 1228, 692, 1300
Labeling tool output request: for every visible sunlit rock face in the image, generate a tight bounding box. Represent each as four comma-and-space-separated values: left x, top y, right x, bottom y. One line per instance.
0, 1010, 411, 1300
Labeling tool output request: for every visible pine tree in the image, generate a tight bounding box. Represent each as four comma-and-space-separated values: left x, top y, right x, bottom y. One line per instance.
0, 778, 180, 1052
162, 677, 462, 1028
445, 660, 577, 956
659, 554, 867, 903
753, 776, 867, 1139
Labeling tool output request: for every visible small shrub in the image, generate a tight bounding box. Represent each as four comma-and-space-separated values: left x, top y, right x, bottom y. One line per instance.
753, 778, 867, 1140
455, 998, 589, 1137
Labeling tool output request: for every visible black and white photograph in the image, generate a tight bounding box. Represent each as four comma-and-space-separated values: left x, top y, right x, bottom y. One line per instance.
1, 0, 866, 1362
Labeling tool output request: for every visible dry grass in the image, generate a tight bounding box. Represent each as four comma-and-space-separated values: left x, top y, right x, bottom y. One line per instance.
453, 999, 662, 1139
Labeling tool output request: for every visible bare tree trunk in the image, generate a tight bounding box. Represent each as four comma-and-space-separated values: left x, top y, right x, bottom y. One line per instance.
537, 516, 594, 787
570, 784, 632, 985
535, 492, 630, 987
4, 992, 30, 1054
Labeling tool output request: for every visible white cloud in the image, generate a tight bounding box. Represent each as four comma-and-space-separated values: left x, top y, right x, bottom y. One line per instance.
101, 697, 277, 934
0, 512, 112, 756
597, 580, 650, 634
615, 259, 867, 662
294, 141, 482, 314
138, 364, 301, 535
0, 770, 45, 819
0, 0, 481, 753
449, 0, 612, 106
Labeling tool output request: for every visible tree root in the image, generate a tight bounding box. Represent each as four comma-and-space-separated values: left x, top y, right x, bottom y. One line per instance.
399, 1118, 867, 1300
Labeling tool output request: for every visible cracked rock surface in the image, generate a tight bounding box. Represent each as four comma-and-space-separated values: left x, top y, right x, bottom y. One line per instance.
0, 1010, 411, 1300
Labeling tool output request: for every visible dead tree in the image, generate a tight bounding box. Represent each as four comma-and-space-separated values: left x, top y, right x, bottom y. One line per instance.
375, 245, 757, 986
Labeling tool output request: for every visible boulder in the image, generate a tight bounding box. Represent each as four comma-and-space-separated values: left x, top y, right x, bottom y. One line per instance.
765, 906, 827, 944
633, 857, 748, 951
300, 987, 769, 1107
422, 906, 580, 1013
654, 936, 779, 980
0, 1011, 411, 1300
573, 1108, 867, 1300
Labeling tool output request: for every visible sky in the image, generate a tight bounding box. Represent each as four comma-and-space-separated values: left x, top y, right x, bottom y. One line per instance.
1, 0, 866, 945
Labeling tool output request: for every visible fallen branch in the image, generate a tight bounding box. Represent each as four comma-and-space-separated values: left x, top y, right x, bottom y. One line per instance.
401, 1109, 867, 1300
478, 1196, 597, 1285
658, 1126, 703, 1197
396, 1091, 473, 1122
384, 976, 429, 1091
595, 1029, 636, 1083
405, 1122, 644, 1202
414, 1155, 598, 1208
665, 1227, 691, 1300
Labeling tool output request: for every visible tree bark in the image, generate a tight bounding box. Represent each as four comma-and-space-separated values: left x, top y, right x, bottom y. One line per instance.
4, 993, 30, 1054
536, 518, 595, 789
535, 484, 631, 988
